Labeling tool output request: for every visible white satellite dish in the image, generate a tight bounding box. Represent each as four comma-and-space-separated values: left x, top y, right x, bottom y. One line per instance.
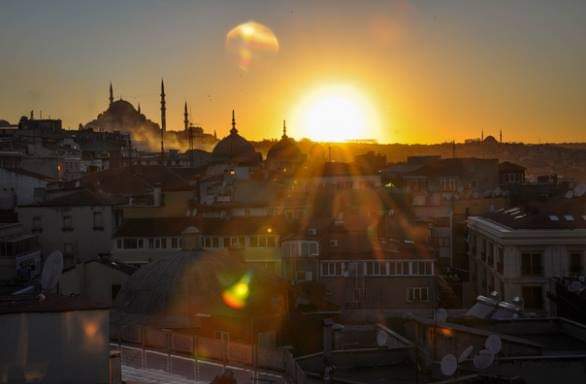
568, 281, 583, 293
485, 335, 502, 354
458, 345, 474, 363
41, 250, 64, 293
473, 349, 495, 370
376, 330, 389, 347
574, 184, 586, 197
565, 190, 574, 199
435, 308, 448, 323
440, 354, 458, 376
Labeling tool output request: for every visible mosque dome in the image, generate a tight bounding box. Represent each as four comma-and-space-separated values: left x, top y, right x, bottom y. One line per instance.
483, 135, 498, 145
267, 121, 304, 163
0, 119, 11, 126
212, 111, 260, 163
107, 99, 136, 116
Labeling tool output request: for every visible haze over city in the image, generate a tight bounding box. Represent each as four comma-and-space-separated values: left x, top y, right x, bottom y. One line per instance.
2, 2, 586, 384
1, 0, 585, 143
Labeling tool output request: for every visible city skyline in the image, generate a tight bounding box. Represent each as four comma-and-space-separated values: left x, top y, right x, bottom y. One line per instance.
1, 0, 585, 144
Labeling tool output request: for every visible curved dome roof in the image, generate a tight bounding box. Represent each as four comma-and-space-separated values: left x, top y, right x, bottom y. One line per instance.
0, 119, 11, 126
212, 111, 259, 163
108, 99, 137, 115
113, 248, 285, 327
267, 136, 303, 162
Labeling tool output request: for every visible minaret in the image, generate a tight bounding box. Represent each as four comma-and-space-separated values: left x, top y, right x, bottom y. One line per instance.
231, 110, 238, 134
499, 129, 503, 143
282, 120, 288, 139
184, 102, 189, 131
481, 129, 484, 142
137, 103, 141, 114
452, 140, 456, 158
109, 83, 114, 106
160, 79, 166, 164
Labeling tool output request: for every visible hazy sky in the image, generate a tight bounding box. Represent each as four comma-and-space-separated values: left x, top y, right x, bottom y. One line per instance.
0, 0, 585, 143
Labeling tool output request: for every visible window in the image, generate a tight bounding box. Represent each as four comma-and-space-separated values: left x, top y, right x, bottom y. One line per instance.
93, 211, 104, 230
123, 238, 139, 249
407, 287, 430, 302
161, 238, 167, 249
223, 237, 230, 247
204, 237, 211, 248
497, 248, 504, 274
171, 237, 178, 248
570, 252, 583, 275
522, 286, 543, 310
212, 237, 219, 248
250, 236, 258, 247
267, 236, 276, 247
62, 214, 73, 231
116, 239, 122, 249
112, 284, 121, 300
521, 253, 542, 276
329, 239, 339, 247
32, 216, 42, 233
259, 236, 267, 247
239, 236, 245, 247
487, 242, 494, 266
321, 262, 345, 277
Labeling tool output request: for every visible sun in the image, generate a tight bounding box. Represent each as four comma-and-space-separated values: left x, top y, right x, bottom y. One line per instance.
291, 84, 380, 142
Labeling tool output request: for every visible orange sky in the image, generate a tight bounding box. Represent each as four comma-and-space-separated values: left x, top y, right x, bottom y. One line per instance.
0, 0, 585, 144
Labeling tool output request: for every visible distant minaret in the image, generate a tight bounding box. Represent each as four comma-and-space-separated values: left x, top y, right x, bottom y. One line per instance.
452, 140, 456, 158
184, 101, 189, 131
282, 120, 288, 139
188, 126, 194, 167
499, 129, 503, 143
137, 103, 141, 114
481, 129, 484, 142
160, 79, 166, 164
109, 83, 114, 106
231, 110, 238, 134
214, 130, 217, 139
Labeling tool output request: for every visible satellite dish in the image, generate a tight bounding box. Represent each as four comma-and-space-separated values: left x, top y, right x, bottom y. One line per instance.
485, 335, 502, 354
574, 184, 586, 197
376, 330, 389, 347
435, 308, 448, 323
568, 281, 583, 293
41, 251, 64, 293
440, 354, 458, 376
565, 190, 574, 199
458, 345, 474, 363
473, 349, 495, 370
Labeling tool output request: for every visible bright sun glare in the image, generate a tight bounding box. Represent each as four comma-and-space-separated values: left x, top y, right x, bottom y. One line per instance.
292, 84, 380, 142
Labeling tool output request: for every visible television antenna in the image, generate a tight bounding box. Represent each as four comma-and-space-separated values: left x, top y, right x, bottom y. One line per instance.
41, 250, 64, 294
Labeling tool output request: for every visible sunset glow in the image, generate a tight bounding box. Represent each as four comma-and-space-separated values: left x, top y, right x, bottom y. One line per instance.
291, 85, 381, 142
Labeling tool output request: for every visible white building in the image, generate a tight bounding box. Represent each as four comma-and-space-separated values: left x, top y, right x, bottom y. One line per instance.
0, 167, 53, 208
468, 205, 586, 314
17, 189, 122, 267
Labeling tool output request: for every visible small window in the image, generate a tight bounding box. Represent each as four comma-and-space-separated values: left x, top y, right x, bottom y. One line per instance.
223, 237, 230, 247
267, 236, 276, 247
32, 216, 42, 232
161, 238, 167, 249
93, 211, 104, 229
171, 237, 178, 248
329, 239, 338, 247
112, 284, 121, 300
62, 214, 73, 230
212, 237, 219, 248
259, 236, 267, 247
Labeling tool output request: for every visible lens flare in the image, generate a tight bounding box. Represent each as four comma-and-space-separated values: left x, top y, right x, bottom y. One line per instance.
222, 273, 252, 309
225, 21, 279, 71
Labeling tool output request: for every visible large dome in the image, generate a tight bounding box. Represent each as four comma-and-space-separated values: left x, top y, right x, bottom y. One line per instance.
113, 248, 285, 327
212, 111, 260, 164
267, 136, 303, 162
